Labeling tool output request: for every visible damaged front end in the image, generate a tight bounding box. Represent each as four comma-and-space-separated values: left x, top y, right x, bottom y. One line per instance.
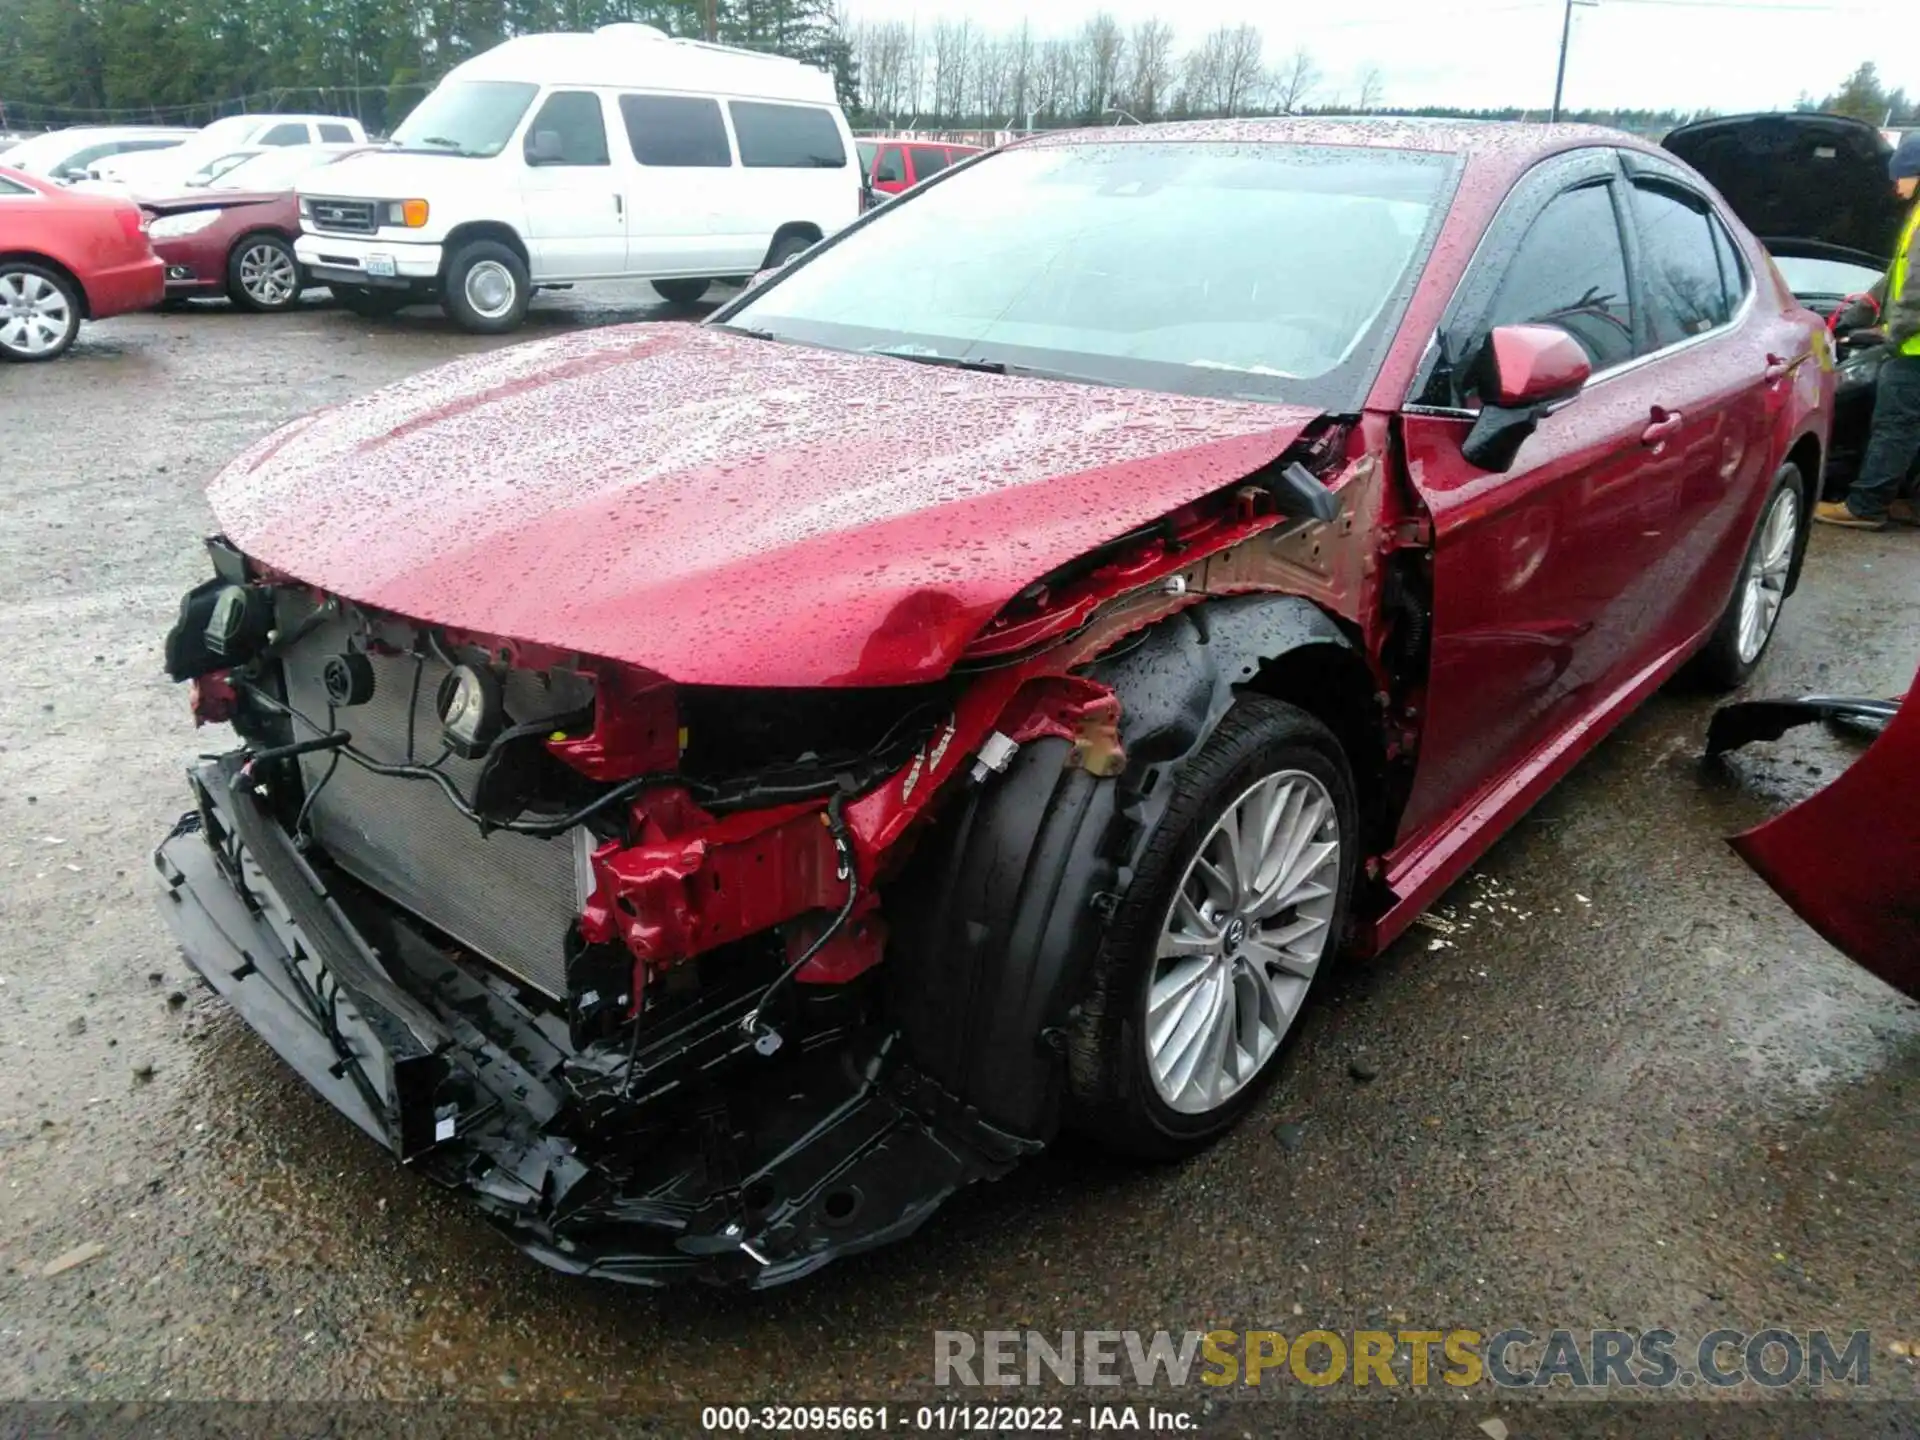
156, 553, 1051, 1284
152, 413, 1411, 1286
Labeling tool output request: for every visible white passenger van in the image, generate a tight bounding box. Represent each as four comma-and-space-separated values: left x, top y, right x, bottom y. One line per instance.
294, 24, 859, 332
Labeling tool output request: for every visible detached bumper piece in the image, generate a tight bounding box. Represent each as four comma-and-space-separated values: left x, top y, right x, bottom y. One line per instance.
154, 756, 1035, 1287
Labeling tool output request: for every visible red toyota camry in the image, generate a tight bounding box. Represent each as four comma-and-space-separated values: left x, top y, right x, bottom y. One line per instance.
0, 164, 162, 360
154, 120, 1832, 1287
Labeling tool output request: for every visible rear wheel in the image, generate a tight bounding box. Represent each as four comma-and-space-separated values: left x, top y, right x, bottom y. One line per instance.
227, 234, 302, 312
1069, 696, 1358, 1157
330, 284, 410, 319
1690, 462, 1805, 690
442, 240, 530, 334
650, 277, 711, 307
763, 231, 815, 269
0, 261, 82, 361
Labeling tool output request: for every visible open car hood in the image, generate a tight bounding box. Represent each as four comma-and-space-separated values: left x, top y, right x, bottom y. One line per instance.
1664, 112, 1905, 262
207, 325, 1323, 686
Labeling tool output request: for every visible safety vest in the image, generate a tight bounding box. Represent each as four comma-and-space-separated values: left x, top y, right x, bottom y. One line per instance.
1897, 202, 1920, 358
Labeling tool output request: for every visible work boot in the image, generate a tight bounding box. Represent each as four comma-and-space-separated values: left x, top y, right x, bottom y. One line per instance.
1889, 498, 1920, 527
1814, 500, 1887, 531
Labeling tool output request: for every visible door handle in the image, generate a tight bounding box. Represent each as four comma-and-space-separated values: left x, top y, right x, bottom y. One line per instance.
1764, 352, 1792, 383
614, 194, 623, 217
1641, 408, 1684, 446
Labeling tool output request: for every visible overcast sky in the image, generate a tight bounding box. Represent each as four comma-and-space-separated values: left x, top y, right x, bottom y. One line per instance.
844, 0, 1919, 116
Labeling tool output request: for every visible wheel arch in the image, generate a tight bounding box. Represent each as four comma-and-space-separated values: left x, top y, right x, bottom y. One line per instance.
440, 221, 531, 276
885, 593, 1376, 1143
761, 222, 822, 269
1780, 431, 1822, 595
0, 250, 89, 318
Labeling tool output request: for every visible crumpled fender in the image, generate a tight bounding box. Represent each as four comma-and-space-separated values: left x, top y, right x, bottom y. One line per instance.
885, 595, 1352, 1139
1724, 662, 1920, 996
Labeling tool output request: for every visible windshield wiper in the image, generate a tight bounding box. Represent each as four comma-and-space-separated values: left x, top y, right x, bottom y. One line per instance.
711, 323, 780, 341
416, 135, 463, 149
868, 347, 1007, 375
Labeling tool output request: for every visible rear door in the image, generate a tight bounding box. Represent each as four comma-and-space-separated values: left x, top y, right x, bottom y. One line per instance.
617, 92, 736, 275
907, 144, 952, 186
517, 89, 626, 279
1397, 149, 1688, 841
1606, 164, 1775, 659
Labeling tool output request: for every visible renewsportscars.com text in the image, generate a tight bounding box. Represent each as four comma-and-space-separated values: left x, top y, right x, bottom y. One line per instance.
934, 1328, 1874, 1390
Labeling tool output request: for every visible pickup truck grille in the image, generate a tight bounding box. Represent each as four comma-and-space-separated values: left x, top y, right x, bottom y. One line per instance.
306, 197, 378, 235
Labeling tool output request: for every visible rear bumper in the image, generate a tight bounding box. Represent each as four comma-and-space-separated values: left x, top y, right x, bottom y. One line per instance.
85, 255, 165, 318
294, 233, 441, 289
154, 754, 1033, 1287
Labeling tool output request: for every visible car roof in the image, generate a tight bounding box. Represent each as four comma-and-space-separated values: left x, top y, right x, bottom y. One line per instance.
1015, 116, 1637, 158
446, 24, 839, 106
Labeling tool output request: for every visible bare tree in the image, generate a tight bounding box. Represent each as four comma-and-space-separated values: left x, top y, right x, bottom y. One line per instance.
1077, 11, 1126, 120
1356, 64, 1385, 113
930, 17, 972, 121
1008, 19, 1034, 127
1034, 37, 1084, 121
1269, 46, 1319, 115
854, 19, 916, 122
1122, 18, 1176, 120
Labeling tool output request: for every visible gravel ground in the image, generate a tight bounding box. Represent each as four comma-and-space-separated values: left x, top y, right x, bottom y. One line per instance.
0, 289, 1915, 1419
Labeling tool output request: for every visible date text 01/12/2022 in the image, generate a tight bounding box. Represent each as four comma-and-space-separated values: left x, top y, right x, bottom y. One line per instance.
700, 1405, 1196, 1432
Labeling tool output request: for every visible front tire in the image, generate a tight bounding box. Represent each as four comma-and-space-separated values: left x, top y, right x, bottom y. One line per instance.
226, 233, 302, 312
442, 240, 530, 334
1069, 695, 1358, 1158
1690, 462, 1805, 690
0, 261, 82, 361
650, 277, 711, 307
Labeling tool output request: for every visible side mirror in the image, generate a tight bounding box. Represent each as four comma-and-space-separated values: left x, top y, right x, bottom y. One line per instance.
1462, 324, 1592, 472
525, 129, 564, 165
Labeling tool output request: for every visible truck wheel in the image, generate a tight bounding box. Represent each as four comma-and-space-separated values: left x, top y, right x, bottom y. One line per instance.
764, 231, 815, 269
1689, 462, 1805, 691
227, 234, 302, 312
330, 285, 409, 319
1068, 696, 1358, 1157
0, 261, 82, 361
650, 278, 711, 307
443, 240, 530, 334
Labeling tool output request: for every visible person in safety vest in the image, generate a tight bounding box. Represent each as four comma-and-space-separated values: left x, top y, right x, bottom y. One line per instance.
1818, 131, 1920, 530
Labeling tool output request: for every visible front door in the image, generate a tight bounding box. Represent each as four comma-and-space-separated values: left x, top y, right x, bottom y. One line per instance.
518, 89, 626, 280
1398, 153, 1676, 841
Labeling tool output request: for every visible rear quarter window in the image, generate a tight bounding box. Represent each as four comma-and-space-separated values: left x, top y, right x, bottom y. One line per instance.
318, 124, 354, 143
729, 102, 846, 169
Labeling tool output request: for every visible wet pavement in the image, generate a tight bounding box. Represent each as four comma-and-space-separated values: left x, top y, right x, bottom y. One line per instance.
0, 289, 1916, 1410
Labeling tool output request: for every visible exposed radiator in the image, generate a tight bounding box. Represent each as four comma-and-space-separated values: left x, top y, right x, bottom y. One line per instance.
282, 618, 586, 998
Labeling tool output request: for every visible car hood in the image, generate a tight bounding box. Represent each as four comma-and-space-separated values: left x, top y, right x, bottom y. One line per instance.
1664, 113, 1906, 261
208, 326, 1323, 686
294, 149, 476, 197
142, 188, 289, 214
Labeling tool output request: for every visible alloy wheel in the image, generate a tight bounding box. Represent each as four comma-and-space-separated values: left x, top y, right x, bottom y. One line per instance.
1146, 769, 1342, 1115
238, 243, 299, 307
0, 269, 74, 357
1737, 487, 1798, 665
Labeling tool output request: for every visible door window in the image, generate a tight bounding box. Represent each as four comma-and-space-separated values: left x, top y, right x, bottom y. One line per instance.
257, 123, 310, 146
618, 95, 731, 167
525, 91, 610, 166
729, 102, 846, 168
1708, 209, 1749, 316
874, 146, 906, 184
910, 146, 951, 181
1631, 182, 1736, 349
1485, 182, 1635, 373
318, 123, 354, 143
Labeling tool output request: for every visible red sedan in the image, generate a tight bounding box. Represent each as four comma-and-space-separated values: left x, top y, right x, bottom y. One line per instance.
0, 164, 161, 360
154, 120, 1831, 1286
143, 146, 362, 312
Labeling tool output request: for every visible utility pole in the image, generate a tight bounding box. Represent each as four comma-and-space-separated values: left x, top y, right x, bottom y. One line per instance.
1551, 0, 1599, 124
